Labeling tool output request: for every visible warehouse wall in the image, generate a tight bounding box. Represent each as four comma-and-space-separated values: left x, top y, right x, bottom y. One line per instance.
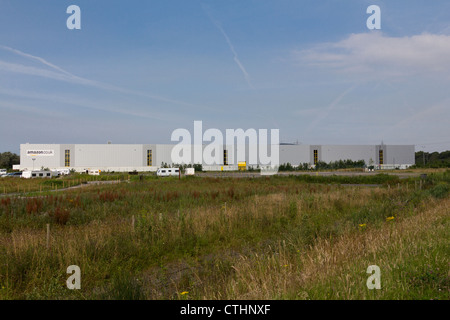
385, 145, 415, 166
278, 145, 310, 165
210, 144, 280, 166
19, 143, 416, 171
73, 144, 144, 168
156, 144, 176, 166
321, 145, 376, 165
142, 144, 156, 167
60, 144, 75, 168
20, 144, 64, 170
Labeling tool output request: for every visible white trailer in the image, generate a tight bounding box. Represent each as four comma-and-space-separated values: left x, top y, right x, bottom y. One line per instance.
156, 168, 180, 177
57, 168, 71, 175
21, 170, 59, 179
88, 169, 101, 176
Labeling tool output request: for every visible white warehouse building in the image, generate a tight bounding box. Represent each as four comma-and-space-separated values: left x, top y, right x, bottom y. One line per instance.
18, 143, 415, 172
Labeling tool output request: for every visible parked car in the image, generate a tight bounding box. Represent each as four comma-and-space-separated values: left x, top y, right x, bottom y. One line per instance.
0, 169, 7, 176
2, 172, 22, 178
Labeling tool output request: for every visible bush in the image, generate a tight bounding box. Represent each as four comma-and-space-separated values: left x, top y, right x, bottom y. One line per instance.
279, 163, 295, 171
51, 207, 70, 225
278, 159, 366, 171
429, 183, 449, 199
193, 164, 203, 172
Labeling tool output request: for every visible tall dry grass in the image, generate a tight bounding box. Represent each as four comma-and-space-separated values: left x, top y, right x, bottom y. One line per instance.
0, 172, 448, 299
206, 197, 448, 300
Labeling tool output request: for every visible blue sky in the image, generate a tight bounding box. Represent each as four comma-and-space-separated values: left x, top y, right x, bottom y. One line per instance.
1, 0, 449, 153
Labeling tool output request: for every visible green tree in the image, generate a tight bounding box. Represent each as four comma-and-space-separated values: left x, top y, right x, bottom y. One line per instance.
0, 152, 20, 169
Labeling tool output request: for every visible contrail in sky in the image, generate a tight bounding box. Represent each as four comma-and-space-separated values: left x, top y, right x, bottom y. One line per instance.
0, 45, 74, 76
305, 84, 358, 133
203, 5, 254, 89
0, 45, 209, 111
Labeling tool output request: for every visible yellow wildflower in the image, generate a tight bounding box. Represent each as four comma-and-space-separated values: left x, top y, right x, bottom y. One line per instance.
386, 216, 395, 222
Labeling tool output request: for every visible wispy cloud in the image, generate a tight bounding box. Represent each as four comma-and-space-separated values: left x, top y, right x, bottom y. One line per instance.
0, 45, 208, 111
0, 45, 75, 76
203, 5, 254, 89
0, 87, 169, 121
0, 60, 75, 82
293, 32, 450, 78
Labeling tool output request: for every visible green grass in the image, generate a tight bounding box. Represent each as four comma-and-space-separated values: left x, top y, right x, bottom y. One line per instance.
0, 172, 134, 195
288, 173, 400, 185
0, 171, 448, 299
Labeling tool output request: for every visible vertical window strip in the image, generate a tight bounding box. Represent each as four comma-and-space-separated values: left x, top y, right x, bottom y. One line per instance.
147, 150, 152, 166
65, 150, 70, 167
224, 149, 228, 166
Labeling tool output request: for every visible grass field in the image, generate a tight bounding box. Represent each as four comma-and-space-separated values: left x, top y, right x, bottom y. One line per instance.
0, 170, 448, 300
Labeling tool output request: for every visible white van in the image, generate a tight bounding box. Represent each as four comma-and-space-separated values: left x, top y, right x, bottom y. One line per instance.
0, 169, 7, 176
22, 170, 58, 179
156, 168, 180, 177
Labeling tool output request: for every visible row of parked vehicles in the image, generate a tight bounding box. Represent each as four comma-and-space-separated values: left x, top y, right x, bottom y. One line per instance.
1, 167, 194, 178
0, 169, 70, 179
0, 170, 22, 178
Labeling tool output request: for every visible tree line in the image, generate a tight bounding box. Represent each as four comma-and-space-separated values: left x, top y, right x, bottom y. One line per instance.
0, 152, 20, 170
279, 159, 366, 171
413, 150, 450, 168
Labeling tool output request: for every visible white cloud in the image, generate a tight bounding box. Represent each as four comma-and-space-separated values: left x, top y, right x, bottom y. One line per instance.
294, 32, 450, 78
